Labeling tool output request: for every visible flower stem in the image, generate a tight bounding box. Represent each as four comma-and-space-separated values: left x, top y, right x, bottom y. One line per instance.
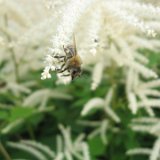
9, 47, 20, 82
3, 14, 20, 82
0, 142, 12, 160
28, 125, 35, 140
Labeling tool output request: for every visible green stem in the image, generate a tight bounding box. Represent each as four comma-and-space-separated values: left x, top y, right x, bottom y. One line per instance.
27, 125, 35, 140
0, 142, 12, 160
9, 48, 20, 82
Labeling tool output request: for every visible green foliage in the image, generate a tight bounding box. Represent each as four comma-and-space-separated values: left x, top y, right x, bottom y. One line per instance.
0, 64, 156, 160
8, 107, 36, 122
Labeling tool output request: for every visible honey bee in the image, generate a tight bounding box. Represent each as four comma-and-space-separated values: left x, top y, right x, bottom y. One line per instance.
54, 35, 82, 80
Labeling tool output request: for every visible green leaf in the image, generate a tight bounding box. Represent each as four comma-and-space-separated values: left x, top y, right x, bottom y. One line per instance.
88, 136, 106, 157
8, 107, 36, 122
149, 53, 160, 66
0, 110, 9, 120
26, 113, 44, 126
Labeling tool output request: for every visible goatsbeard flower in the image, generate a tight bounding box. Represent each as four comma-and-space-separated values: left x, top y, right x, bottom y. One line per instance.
41, 0, 160, 113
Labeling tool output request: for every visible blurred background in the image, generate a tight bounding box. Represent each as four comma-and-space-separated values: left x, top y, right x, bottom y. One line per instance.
0, 0, 160, 160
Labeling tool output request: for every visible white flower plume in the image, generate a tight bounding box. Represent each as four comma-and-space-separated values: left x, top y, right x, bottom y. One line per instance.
127, 117, 160, 160
41, 0, 160, 113
7, 125, 90, 160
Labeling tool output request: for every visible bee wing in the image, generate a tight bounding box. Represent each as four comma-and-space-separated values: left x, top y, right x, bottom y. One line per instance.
63, 34, 77, 57
73, 34, 77, 55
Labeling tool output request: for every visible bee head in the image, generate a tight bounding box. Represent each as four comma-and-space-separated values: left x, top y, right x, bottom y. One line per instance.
71, 67, 82, 80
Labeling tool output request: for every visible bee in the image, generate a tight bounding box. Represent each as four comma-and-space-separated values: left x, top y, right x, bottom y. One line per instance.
54, 35, 82, 80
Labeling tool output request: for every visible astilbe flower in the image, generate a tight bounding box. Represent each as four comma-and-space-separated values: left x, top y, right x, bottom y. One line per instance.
79, 87, 121, 144
7, 125, 90, 160
0, 0, 52, 81
41, 0, 160, 114
127, 117, 160, 160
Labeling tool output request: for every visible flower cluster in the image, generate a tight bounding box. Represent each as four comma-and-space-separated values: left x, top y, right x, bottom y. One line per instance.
42, 0, 160, 114
8, 125, 90, 160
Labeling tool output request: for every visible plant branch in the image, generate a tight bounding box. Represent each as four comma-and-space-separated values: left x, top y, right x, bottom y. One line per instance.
0, 142, 12, 160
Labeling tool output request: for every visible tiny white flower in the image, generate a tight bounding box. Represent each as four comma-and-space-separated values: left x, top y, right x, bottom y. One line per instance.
45, 54, 54, 64
41, 67, 51, 80
89, 48, 97, 56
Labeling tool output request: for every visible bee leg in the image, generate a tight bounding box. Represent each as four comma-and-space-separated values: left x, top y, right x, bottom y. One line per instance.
55, 62, 68, 73
54, 55, 67, 63
61, 74, 70, 77
59, 56, 71, 63
54, 55, 65, 58
59, 63, 66, 70
58, 59, 65, 63
56, 66, 69, 73
66, 56, 72, 60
